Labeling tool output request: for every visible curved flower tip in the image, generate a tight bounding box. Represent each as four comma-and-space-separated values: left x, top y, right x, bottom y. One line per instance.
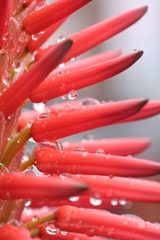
0, 0, 12, 49
30, 99, 147, 142
0, 224, 32, 240
0, 39, 73, 118
122, 100, 160, 123
62, 138, 151, 155
55, 205, 160, 240
23, 0, 92, 34
0, 173, 88, 201
35, 6, 147, 62
30, 50, 143, 103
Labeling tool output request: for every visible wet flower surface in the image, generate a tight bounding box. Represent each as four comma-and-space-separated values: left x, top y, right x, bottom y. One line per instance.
0, 1, 160, 240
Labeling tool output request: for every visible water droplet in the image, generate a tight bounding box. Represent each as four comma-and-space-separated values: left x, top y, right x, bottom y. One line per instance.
68, 90, 77, 100
59, 63, 65, 68
38, 113, 53, 119
62, 94, 66, 100
33, 103, 45, 112
82, 98, 99, 106
111, 199, 118, 206
69, 196, 79, 202
74, 146, 85, 153
70, 57, 76, 62
41, 141, 63, 151
32, 215, 39, 222
45, 221, 59, 235
61, 231, 68, 236
119, 199, 126, 206
138, 221, 146, 229
25, 199, 32, 207
89, 196, 102, 206
31, 33, 40, 41
95, 148, 105, 155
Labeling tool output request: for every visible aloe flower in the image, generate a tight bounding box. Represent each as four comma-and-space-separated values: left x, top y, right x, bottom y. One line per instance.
0, 1, 160, 240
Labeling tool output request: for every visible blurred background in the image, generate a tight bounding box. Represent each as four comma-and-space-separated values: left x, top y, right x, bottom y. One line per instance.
43, 1, 160, 221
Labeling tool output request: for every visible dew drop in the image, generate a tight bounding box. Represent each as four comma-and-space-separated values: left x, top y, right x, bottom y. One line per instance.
108, 227, 114, 235
70, 57, 76, 62
74, 146, 85, 153
31, 33, 40, 41
119, 199, 126, 206
38, 113, 53, 119
45, 221, 59, 235
61, 231, 68, 236
25, 199, 32, 207
69, 196, 79, 202
62, 94, 66, 100
32, 215, 39, 222
68, 90, 77, 100
89, 196, 102, 206
59, 62, 65, 68
95, 148, 105, 155
111, 198, 118, 206
82, 98, 100, 106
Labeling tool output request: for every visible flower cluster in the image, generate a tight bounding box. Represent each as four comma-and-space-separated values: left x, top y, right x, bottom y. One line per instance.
0, 1, 160, 240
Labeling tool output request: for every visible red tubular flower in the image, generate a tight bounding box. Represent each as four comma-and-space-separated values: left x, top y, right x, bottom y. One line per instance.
72, 175, 160, 203
0, 1, 12, 49
39, 223, 106, 240
62, 138, 151, 155
23, 0, 92, 34
34, 146, 160, 177
30, 99, 147, 142
35, 6, 147, 62
0, 224, 34, 240
30, 51, 143, 103
55, 205, 160, 240
0, 39, 73, 118
0, 173, 88, 201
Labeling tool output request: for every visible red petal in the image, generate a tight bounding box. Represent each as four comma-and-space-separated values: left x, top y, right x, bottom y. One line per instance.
62, 138, 151, 155
35, 6, 148, 62
23, 0, 92, 34
30, 51, 143, 103
0, 40, 73, 118
0, 224, 32, 240
72, 175, 160, 203
35, 147, 160, 177
0, 173, 87, 201
56, 205, 160, 239
30, 99, 147, 142
0, 1, 12, 49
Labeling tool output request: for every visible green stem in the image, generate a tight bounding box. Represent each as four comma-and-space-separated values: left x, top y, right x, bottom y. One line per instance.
19, 155, 35, 171
24, 213, 56, 230
30, 229, 40, 238
1, 126, 31, 167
